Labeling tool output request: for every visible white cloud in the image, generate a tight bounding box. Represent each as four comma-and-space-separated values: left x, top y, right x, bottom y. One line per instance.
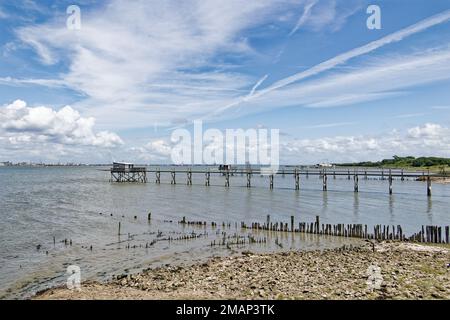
282, 123, 450, 163
208, 9, 450, 118
14, 0, 301, 128
289, 0, 318, 35
211, 47, 450, 119
144, 139, 173, 157
0, 100, 123, 148
407, 123, 445, 139
128, 123, 450, 165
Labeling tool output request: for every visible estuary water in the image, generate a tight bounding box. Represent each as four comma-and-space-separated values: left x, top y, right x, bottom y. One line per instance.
0, 166, 448, 299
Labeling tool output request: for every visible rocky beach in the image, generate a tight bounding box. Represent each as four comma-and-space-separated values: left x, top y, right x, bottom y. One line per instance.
35, 241, 449, 300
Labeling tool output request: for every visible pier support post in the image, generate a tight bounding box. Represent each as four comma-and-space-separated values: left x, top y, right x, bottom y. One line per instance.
427, 175, 432, 197
347, 170, 350, 180
389, 172, 393, 194
401, 169, 404, 181
187, 169, 192, 185
354, 174, 359, 192
246, 171, 252, 188
269, 174, 274, 189
323, 172, 327, 191
205, 171, 210, 186
171, 171, 176, 185
291, 216, 294, 232
294, 169, 300, 190
225, 171, 230, 187
156, 170, 160, 184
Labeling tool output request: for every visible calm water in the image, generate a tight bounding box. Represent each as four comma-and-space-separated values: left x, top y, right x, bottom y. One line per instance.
0, 166, 449, 299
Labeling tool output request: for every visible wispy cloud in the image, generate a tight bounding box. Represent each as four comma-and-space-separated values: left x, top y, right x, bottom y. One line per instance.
289, 0, 318, 36
13, 0, 296, 128
303, 121, 356, 129
205, 10, 450, 119
257, 9, 450, 98
430, 105, 450, 110
247, 74, 268, 97
393, 113, 426, 119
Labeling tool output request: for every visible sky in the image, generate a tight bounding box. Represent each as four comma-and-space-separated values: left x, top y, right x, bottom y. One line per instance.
0, 0, 450, 164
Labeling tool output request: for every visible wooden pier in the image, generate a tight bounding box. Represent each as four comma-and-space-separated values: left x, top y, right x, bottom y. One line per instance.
107, 166, 448, 195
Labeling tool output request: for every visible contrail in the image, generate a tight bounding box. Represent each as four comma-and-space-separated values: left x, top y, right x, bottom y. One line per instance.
247, 74, 268, 97
289, 0, 318, 36
205, 9, 450, 119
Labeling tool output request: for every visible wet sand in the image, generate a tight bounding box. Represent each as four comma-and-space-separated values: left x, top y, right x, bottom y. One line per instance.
34, 241, 450, 300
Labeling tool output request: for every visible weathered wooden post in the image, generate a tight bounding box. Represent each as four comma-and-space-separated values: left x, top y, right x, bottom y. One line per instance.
347, 169, 350, 180
438, 227, 442, 243
246, 171, 251, 188
354, 174, 359, 192
315, 216, 320, 234
389, 172, 393, 194
322, 171, 327, 191
205, 170, 210, 186
118, 222, 121, 236
269, 174, 274, 189
445, 226, 449, 244
148, 212, 152, 221
225, 171, 230, 187
187, 169, 192, 185
401, 169, 404, 181
333, 171, 336, 179
267, 215, 270, 229
291, 216, 294, 232
381, 169, 385, 180
294, 169, 300, 190
427, 175, 432, 197
171, 171, 176, 184
156, 169, 161, 184
365, 171, 368, 180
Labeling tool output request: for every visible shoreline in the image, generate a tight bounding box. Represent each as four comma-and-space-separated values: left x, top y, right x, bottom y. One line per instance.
34, 241, 449, 300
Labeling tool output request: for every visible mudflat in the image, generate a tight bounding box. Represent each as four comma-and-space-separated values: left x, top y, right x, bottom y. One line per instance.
34, 242, 450, 300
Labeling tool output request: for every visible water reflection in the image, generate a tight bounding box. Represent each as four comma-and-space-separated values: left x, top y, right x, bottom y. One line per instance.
353, 192, 359, 217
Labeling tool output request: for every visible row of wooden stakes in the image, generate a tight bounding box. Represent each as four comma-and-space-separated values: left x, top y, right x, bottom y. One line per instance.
240, 215, 450, 244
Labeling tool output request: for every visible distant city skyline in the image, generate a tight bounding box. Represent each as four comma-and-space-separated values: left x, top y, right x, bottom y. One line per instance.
1, 0, 450, 164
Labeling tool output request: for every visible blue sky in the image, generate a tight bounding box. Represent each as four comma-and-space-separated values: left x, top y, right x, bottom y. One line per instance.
0, 0, 450, 164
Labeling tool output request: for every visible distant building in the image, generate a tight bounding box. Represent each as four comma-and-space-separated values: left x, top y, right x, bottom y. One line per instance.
112, 162, 135, 171
110, 162, 147, 183
315, 162, 334, 169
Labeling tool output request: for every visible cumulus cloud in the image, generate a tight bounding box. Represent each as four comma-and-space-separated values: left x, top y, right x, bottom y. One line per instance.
0, 100, 123, 148
129, 123, 450, 165
282, 123, 450, 163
